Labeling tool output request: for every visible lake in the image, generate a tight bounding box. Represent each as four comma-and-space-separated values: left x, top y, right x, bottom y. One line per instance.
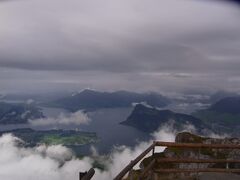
0, 107, 151, 155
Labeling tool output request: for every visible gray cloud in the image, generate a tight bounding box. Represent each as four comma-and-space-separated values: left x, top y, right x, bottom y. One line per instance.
0, 122, 228, 180
0, 0, 240, 93
0, 125, 176, 180
29, 110, 90, 126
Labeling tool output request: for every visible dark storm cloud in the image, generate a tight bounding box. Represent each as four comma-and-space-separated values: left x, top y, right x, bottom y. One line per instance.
224, 0, 240, 5
0, 0, 240, 93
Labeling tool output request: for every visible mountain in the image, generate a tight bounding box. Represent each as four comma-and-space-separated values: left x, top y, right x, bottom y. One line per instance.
208, 96, 240, 114
3, 91, 71, 103
120, 104, 204, 132
49, 89, 170, 111
0, 102, 44, 124
193, 96, 240, 136
209, 91, 240, 104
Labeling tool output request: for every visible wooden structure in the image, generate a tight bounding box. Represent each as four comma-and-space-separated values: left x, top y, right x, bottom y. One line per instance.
79, 168, 95, 180
114, 141, 240, 180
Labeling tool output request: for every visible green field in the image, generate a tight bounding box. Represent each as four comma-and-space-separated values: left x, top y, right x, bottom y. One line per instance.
0, 128, 98, 146
41, 134, 98, 145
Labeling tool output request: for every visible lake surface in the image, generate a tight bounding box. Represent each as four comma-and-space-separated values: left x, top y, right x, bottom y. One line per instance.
0, 107, 151, 155
80, 108, 151, 154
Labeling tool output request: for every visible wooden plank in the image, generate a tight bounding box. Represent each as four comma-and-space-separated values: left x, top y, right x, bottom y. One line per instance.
154, 168, 240, 173
157, 158, 240, 163
155, 141, 240, 149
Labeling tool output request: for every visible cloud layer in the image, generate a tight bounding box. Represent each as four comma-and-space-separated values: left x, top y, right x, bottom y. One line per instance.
0, 124, 177, 180
29, 110, 90, 126
0, 134, 92, 180
0, 0, 240, 93
0, 121, 229, 180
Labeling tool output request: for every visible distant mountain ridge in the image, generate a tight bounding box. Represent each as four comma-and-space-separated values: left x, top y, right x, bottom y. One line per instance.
0, 102, 44, 124
208, 96, 240, 114
120, 104, 204, 132
49, 89, 170, 111
193, 96, 240, 136
209, 91, 240, 104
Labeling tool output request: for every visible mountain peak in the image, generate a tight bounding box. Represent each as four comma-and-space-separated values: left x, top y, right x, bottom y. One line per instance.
80, 88, 99, 94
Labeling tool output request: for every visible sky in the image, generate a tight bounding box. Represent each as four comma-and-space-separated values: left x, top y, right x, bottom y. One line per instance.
0, 0, 240, 94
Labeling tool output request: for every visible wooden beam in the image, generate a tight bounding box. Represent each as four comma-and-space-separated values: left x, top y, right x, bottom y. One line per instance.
154, 168, 240, 173
114, 142, 156, 180
157, 158, 240, 163
155, 141, 240, 149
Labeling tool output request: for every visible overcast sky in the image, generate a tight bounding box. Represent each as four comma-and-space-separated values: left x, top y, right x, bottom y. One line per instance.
0, 0, 240, 94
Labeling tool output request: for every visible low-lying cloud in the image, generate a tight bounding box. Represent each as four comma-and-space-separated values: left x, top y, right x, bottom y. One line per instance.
29, 111, 90, 126
0, 123, 178, 180
0, 122, 229, 180
0, 134, 92, 180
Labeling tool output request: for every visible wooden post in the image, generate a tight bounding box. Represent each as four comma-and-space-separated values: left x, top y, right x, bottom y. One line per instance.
79, 168, 95, 180
79, 172, 87, 180
152, 146, 155, 156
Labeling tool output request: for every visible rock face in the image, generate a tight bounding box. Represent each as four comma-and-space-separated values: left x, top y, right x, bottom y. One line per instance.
140, 132, 240, 180
165, 132, 240, 169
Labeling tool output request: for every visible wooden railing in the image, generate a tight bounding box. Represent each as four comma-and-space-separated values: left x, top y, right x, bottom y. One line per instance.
114, 142, 156, 180
114, 141, 240, 180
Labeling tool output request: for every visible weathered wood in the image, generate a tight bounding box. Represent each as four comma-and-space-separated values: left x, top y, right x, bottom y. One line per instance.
154, 168, 240, 173
114, 142, 156, 180
114, 141, 240, 180
155, 141, 240, 149
138, 159, 156, 180
157, 158, 240, 163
